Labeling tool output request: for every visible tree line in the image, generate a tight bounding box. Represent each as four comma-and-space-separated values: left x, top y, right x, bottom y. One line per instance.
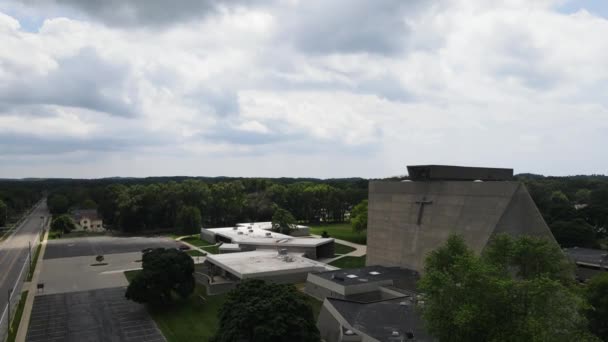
44, 177, 368, 233
0, 180, 43, 226
519, 174, 608, 249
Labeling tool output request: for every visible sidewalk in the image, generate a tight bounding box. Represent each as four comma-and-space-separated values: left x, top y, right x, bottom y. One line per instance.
311, 234, 367, 264
15, 228, 49, 342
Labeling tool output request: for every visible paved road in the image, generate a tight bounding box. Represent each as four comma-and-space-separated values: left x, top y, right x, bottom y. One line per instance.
0, 200, 47, 322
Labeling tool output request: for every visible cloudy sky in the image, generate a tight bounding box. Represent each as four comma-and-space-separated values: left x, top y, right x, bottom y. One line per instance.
1, 0, 607, 179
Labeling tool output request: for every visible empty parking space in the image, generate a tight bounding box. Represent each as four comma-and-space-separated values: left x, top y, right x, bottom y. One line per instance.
26, 287, 166, 342
44, 236, 181, 260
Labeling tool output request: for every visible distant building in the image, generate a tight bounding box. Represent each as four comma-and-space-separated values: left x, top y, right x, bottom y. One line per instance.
200, 225, 334, 259
564, 247, 608, 281
72, 209, 104, 232
367, 165, 558, 272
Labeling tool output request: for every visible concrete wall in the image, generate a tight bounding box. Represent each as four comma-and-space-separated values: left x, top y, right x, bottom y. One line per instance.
317, 302, 343, 342
366, 180, 555, 273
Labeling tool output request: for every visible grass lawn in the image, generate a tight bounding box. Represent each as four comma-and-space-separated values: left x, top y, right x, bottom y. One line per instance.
329, 255, 367, 269
125, 271, 323, 342
309, 223, 367, 245
186, 250, 205, 257
334, 242, 356, 255
7, 290, 28, 342
124, 270, 226, 342
181, 236, 210, 248
201, 245, 219, 254
27, 244, 42, 281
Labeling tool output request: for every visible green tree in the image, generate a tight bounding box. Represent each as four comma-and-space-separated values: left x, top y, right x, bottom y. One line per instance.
419, 234, 595, 342
350, 200, 368, 232
212, 280, 320, 342
551, 219, 597, 248
125, 248, 194, 306
81, 198, 97, 209
176, 205, 202, 235
586, 273, 608, 340
50, 214, 76, 233
0, 199, 7, 226
48, 194, 70, 215
271, 208, 296, 235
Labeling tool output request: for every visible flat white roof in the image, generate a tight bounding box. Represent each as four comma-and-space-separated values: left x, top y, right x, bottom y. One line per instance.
206, 250, 336, 278
237, 222, 309, 230
207, 226, 332, 247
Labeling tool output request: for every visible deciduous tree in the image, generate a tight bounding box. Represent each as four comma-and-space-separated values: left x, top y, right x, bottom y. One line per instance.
125, 248, 194, 306
176, 205, 202, 235
419, 234, 596, 342
212, 280, 320, 342
350, 200, 368, 233
271, 208, 296, 235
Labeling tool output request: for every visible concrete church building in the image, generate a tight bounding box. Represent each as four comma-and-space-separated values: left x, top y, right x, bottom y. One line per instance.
367, 165, 558, 272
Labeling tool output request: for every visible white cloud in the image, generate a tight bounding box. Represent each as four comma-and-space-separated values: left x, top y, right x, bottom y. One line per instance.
1, 0, 608, 178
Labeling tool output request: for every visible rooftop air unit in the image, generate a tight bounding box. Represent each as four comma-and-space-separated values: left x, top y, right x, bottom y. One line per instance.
265, 232, 272, 238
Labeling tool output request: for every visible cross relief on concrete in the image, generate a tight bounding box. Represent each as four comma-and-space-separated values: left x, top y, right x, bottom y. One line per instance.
415, 197, 433, 225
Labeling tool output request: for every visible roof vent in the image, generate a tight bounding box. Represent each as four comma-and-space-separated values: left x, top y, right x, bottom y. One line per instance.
278, 248, 288, 255
237, 231, 244, 235
346, 274, 358, 279
248, 229, 254, 233
265, 232, 272, 237
399, 301, 408, 306
392, 331, 400, 337
473, 179, 483, 182
369, 271, 380, 275
344, 330, 354, 336
333, 275, 345, 281
232, 227, 238, 230
401, 180, 413, 182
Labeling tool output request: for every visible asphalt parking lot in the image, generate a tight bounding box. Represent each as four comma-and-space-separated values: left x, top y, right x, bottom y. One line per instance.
44, 236, 181, 260
26, 287, 166, 342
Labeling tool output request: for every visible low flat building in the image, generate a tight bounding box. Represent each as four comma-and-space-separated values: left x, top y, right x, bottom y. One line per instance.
204, 250, 336, 284
237, 221, 310, 236
201, 225, 334, 259
306, 266, 419, 301
564, 247, 608, 281
318, 296, 434, 342
72, 209, 104, 232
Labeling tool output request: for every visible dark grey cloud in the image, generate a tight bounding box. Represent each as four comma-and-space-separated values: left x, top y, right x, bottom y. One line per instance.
280, 0, 427, 55
0, 47, 136, 117
0, 125, 171, 156
28, 0, 261, 27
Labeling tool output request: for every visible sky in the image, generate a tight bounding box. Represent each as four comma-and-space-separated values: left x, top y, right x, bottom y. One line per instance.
1, 0, 608, 179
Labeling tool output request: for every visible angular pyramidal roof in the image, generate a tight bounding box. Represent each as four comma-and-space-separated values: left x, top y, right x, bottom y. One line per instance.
367, 164, 557, 272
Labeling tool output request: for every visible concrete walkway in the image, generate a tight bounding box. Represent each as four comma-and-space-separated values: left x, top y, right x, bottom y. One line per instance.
15, 228, 49, 342
175, 235, 218, 264
311, 234, 367, 264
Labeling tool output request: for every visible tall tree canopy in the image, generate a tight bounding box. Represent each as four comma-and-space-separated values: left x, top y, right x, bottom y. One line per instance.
350, 199, 368, 232
0, 199, 7, 226
176, 205, 202, 235
125, 248, 194, 306
419, 234, 596, 342
48, 194, 70, 215
271, 208, 296, 235
586, 273, 608, 340
50, 214, 76, 233
212, 280, 320, 342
